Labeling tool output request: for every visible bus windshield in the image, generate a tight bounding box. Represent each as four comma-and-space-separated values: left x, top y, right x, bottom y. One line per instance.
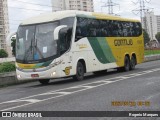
16, 17, 75, 63
16, 22, 59, 63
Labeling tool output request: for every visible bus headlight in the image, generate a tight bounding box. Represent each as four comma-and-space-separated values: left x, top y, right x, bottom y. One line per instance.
17, 74, 21, 79
51, 72, 56, 77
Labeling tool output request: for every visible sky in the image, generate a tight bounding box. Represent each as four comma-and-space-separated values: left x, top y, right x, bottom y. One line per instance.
8, 0, 160, 33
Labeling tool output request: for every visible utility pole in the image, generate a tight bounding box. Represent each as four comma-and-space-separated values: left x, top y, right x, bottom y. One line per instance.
101, 0, 120, 15
132, 0, 152, 23
132, 0, 153, 39
132, 0, 149, 22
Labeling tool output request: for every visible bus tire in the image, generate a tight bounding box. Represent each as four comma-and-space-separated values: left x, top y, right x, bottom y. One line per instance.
73, 61, 84, 81
130, 56, 136, 70
39, 79, 50, 85
123, 56, 130, 72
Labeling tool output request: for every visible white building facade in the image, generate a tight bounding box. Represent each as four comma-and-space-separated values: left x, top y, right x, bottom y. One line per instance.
52, 0, 94, 12
0, 0, 9, 51
142, 12, 160, 40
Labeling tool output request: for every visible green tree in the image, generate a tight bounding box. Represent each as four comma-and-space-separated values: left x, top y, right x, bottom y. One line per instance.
11, 37, 16, 56
155, 32, 160, 43
0, 49, 8, 58
143, 29, 150, 44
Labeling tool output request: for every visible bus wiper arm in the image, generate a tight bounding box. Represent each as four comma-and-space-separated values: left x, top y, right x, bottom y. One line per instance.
23, 38, 34, 62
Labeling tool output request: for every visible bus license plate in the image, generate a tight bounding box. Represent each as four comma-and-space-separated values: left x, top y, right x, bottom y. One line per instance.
31, 74, 39, 78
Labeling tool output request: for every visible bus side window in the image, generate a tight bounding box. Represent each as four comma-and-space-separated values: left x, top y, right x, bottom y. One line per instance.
89, 19, 96, 37
59, 17, 74, 53
99, 20, 105, 37
66, 28, 72, 49
136, 22, 142, 36
75, 17, 87, 41
108, 20, 113, 37
75, 26, 82, 42
59, 28, 72, 54
117, 21, 123, 37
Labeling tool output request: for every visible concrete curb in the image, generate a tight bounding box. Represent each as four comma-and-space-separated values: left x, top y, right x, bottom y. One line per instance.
0, 72, 17, 86
0, 55, 160, 87
144, 54, 160, 62
0, 72, 33, 86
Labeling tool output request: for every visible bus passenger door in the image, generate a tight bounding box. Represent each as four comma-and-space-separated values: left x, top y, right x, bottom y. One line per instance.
60, 52, 72, 77
59, 28, 72, 77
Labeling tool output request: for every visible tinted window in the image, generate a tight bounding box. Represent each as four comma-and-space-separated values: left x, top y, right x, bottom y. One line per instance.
59, 17, 74, 54
17, 22, 59, 62
76, 17, 142, 41
60, 17, 74, 27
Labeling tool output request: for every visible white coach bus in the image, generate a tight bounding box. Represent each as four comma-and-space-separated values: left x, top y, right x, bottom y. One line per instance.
15, 10, 144, 84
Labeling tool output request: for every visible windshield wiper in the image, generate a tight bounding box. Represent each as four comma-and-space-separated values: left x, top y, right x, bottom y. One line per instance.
23, 38, 45, 63
23, 38, 34, 63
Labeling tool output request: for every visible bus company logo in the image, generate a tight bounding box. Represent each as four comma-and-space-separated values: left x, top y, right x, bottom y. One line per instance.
63, 66, 72, 75
114, 39, 133, 46
77, 44, 88, 49
2, 112, 11, 117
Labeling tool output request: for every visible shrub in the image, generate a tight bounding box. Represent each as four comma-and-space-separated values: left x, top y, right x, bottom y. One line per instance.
0, 49, 8, 58
11, 37, 16, 56
0, 62, 16, 73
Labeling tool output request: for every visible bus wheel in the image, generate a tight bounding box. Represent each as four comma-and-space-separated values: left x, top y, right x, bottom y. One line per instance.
123, 56, 130, 72
130, 56, 136, 70
73, 62, 84, 81
39, 79, 50, 85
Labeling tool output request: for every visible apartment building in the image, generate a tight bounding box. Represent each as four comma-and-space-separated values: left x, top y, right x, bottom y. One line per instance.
142, 12, 160, 40
0, 0, 9, 51
52, 0, 94, 12
157, 15, 160, 33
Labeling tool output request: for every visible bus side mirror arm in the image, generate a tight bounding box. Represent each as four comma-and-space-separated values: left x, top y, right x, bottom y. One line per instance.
6, 32, 17, 57
54, 25, 68, 40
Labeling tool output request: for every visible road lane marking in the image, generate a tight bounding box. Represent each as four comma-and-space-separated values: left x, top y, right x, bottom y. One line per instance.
55, 92, 72, 95
1, 82, 113, 111
82, 86, 96, 88
117, 76, 131, 79
2, 99, 41, 104
1, 68, 160, 111
11, 99, 41, 103
146, 93, 160, 100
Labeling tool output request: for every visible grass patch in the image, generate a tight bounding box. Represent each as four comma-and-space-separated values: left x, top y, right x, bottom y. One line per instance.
145, 50, 160, 56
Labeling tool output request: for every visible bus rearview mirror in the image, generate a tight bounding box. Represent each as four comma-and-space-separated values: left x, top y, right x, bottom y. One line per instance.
54, 25, 68, 40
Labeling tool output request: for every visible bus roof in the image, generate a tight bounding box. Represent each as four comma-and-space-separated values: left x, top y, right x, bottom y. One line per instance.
21, 10, 140, 25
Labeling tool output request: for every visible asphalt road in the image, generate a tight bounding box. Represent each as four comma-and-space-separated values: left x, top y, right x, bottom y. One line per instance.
0, 60, 160, 120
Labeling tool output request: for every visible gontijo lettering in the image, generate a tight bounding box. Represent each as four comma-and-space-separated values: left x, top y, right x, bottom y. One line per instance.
114, 39, 133, 46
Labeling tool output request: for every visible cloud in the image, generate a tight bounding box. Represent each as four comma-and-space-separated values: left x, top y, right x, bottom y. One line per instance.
8, 0, 51, 32
8, 0, 160, 32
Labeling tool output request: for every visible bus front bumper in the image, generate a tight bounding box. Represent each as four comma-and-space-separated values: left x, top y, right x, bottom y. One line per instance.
16, 68, 61, 81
